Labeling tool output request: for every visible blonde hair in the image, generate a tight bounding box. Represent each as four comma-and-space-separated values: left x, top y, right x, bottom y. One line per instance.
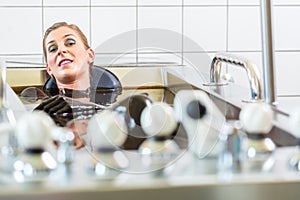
43, 22, 90, 62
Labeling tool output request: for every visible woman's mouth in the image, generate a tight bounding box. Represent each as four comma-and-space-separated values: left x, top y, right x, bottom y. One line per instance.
59, 59, 73, 67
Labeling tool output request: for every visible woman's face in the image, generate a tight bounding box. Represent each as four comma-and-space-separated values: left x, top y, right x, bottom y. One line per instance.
44, 26, 94, 85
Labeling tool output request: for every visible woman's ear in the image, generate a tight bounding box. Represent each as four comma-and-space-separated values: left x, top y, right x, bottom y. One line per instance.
87, 48, 95, 64
46, 63, 52, 76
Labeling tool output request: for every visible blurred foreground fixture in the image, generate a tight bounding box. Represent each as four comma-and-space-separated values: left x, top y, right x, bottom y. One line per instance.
239, 102, 275, 172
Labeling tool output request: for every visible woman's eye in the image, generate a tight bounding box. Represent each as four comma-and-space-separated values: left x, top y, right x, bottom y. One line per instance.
48, 45, 57, 53
65, 39, 76, 46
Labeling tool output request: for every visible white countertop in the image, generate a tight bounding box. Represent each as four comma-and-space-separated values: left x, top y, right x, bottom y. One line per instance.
1, 146, 300, 200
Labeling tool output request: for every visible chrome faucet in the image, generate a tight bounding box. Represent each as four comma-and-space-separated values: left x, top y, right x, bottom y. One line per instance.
209, 52, 262, 101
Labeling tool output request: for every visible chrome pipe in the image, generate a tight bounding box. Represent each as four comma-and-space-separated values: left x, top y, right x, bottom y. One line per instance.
260, 0, 277, 104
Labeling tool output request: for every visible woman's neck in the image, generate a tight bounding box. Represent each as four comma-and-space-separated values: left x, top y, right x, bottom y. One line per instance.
58, 82, 89, 91
57, 76, 90, 91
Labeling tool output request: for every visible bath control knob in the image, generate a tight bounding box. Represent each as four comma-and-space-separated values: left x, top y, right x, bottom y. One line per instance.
239, 102, 274, 134
239, 103, 275, 172
13, 111, 57, 182
87, 109, 129, 177
140, 102, 178, 137
16, 111, 55, 148
289, 107, 300, 138
186, 100, 206, 119
174, 90, 225, 158
88, 109, 128, 149
139, 102, 179, 174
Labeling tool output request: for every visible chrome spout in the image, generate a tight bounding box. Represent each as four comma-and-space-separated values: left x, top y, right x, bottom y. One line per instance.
209, 53, 263, 101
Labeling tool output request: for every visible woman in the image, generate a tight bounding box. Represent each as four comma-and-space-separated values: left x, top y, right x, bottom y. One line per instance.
36, 22, 100, 148
37, 22, 150, 150
43, 22, 94, 94
39, 22, 121, 113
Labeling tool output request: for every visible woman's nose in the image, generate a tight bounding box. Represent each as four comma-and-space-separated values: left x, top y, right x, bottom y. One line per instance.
57, 47, 67, 56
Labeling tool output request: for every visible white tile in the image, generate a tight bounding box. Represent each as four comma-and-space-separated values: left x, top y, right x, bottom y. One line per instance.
227, 66, 249, 89
275, 52, 300, 95
184, 7, 227, 52
182, 52, 214, 79
137, 29, 182, 54
228, 0, 259, 5
0, 8, 42, 54
179, 52, 215, 88
138, 0, 181, 6
91, 7, 136, 53
228, 7, 261, 51
227, 52, 263, 71
43, 0, 89, 6
43, 7, 90, 43
273, 7, 300, 50
137, 53, 182, 64
91, 0, 136, 6
0, 0, 42, 6
274, 0, 300, 5
138, 7, 182, 31
94, 53, 137, 66
138, 7, 182, 53
184, 0, 226, 5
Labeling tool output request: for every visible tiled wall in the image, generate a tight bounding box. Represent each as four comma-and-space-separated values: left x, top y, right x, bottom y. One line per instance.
0, 0, 300, 96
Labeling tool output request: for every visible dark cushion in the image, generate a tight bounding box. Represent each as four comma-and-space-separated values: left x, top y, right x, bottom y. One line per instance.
43, 65, 122, 105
